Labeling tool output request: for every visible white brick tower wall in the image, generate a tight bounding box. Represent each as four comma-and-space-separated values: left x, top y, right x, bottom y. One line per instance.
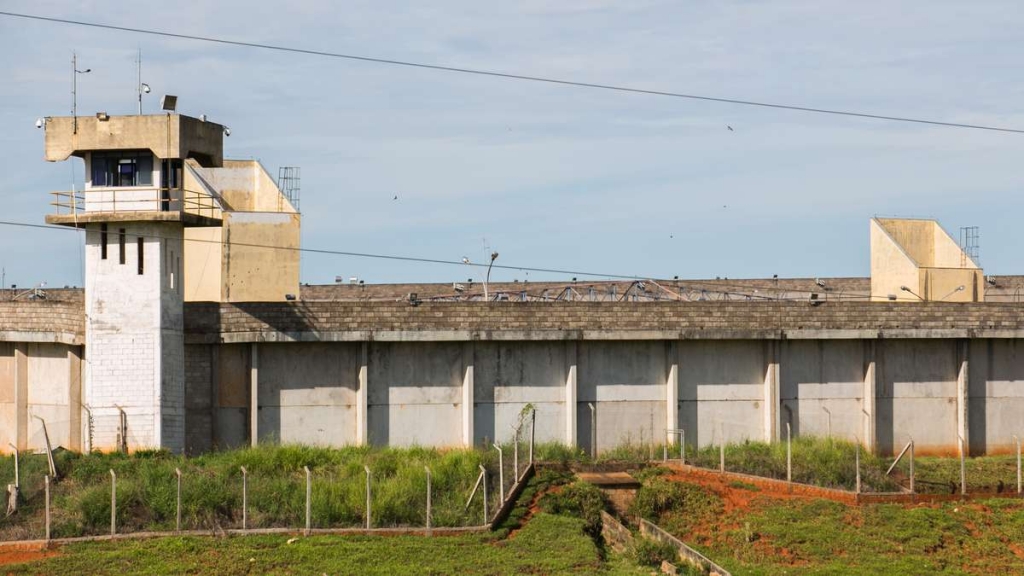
83, 222, 185, 452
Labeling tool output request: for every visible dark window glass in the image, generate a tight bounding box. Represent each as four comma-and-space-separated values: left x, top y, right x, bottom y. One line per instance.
90, 151, 154, 187
100, 224, 108, 260
137, 237, 144, 275
119, 228, 126, 265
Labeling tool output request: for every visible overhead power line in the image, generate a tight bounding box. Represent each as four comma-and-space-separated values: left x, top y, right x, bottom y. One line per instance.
0, 219, 645, 281
2, 10, 1023, 134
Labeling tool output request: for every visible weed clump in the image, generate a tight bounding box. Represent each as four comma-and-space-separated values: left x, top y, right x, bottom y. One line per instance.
538, 480, 607, 538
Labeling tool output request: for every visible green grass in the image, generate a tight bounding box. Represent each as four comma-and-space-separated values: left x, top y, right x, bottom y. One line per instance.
0, 445, 510, 539
3, 513, 653, 575
632, 472, 1024, 575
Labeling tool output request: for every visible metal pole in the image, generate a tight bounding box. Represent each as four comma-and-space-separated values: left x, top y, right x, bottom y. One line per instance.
72, 53, 76, 134
588, 402, 597, 459
8, 444, 18, 489
909, 440, 915, 494
680, 429, 685, 464
663, 444, 667, 461
513, 428, 519, 481
1016, 436, 1022, 495
492, 444, 504, 502
304, 466, 312, 534
424, 466, 432, 534
855, 442, 861, 494
959, 436, 966, 496
240, 466, 248, 531
719, 442, 725, 473
529, 409, 536, 465
110, 469, 117, 537
175, 468, 182, 533
823, 406, 832, 438
786, 422, 792, 483
44, 475, 50, 541
364, 465, 372, 530
479, 465, 488, 524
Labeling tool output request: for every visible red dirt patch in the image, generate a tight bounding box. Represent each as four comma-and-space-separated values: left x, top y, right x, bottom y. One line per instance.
0, 548, 59, 567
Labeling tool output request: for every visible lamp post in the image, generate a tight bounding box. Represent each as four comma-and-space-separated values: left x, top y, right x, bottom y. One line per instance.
137, 49, 150, 115
900, 285, 924, 301
72, 52, 91, 134
939, 285, 966, 301
484, 252, 499, 300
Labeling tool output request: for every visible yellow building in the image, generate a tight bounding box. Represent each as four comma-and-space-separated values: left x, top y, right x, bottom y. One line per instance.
870, 217, 983, 302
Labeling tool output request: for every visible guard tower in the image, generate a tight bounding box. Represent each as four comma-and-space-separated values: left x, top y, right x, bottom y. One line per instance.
43, 112, 226, 452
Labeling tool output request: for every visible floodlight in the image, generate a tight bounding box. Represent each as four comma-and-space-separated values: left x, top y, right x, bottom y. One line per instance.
160, 95, 177, 112
141, 83, 151, 94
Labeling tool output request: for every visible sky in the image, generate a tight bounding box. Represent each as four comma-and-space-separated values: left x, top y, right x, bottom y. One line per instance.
1, 1, 1023, 288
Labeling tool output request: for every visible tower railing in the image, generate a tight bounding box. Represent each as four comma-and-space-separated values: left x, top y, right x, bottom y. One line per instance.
51, 187, 222, 220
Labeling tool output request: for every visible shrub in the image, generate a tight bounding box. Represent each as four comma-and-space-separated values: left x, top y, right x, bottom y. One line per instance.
630, 537, 678, 567
538, 481, 606, 538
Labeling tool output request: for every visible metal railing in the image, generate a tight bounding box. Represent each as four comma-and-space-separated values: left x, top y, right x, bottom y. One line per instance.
51, 187, 222, 220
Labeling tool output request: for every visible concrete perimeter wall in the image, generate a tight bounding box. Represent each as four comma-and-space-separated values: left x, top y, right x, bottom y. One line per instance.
2, 330, 1023, 457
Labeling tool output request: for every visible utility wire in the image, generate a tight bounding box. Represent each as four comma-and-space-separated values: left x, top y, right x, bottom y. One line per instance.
0, 219, 644, 280
2, 10, 1023, 134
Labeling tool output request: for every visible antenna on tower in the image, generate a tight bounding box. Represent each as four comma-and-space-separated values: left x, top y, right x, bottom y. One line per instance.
136, 49, 150, 115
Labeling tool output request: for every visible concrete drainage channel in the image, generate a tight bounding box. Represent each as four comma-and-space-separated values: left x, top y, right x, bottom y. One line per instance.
578, 466, 732, 576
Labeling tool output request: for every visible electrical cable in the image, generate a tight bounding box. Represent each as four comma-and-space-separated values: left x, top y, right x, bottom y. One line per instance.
2, 10, 1023, 134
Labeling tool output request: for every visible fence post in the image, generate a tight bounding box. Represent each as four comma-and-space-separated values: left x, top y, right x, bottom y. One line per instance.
110, 469, 117, 537
175, 468, 182, 533
786, 422, 792, 483
240, 466, 248, 531
513, 427, 520, 481
680, 429, 685, 464
364, 465, 372, 530
424, 466, 432, 535
9, 444, 18, 489
959, 436, 966, 496
909, 440, 915, 494
44, 475, 50, 542
479, 464, 488, 524
492, 444, 504, 502
304, 466, 312, 535
1016, 436, 1022, 496
529, 408, 536, 465
855, 442, 861, 494
719, 442, 725, 473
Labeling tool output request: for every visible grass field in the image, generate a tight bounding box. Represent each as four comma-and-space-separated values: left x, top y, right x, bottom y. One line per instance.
632, 467, 1024, 575
0, 443, 585, 540
2, 513, 654, 575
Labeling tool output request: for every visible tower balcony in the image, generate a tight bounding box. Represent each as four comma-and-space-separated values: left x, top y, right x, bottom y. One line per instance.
47, 186, 222, 227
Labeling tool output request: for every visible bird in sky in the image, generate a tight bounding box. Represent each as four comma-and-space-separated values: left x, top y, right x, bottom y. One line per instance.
727, 125, 733, 131
393, 195, 398, 200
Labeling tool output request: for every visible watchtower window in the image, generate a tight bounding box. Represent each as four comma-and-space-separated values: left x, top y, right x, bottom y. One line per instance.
91, 151, 154, 187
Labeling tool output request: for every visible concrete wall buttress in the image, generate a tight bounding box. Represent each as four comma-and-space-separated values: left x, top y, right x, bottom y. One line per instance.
249, 342, 258, 447
14, 344, 27, 451
462, 342, 474, 447
863, 340, 877, 453
356, 342, 368, 446
69, 347, 83, 451
666, 341, 679, 445
764, 341, 780, 442
957, 339, 969, 456
565, 341, 578, 446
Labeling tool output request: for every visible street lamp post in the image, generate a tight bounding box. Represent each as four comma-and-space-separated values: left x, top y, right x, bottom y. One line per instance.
72, 52, 91, 134
484, 252, 499, 300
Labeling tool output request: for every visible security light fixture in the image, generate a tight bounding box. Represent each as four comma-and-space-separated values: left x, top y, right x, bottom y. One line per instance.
141, 83, 150, 94
35, 118, 44, 129
224, 127, 231, 137
900, 285, 924, 301
285, 294, 296, 301
160, 95, 177, 112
